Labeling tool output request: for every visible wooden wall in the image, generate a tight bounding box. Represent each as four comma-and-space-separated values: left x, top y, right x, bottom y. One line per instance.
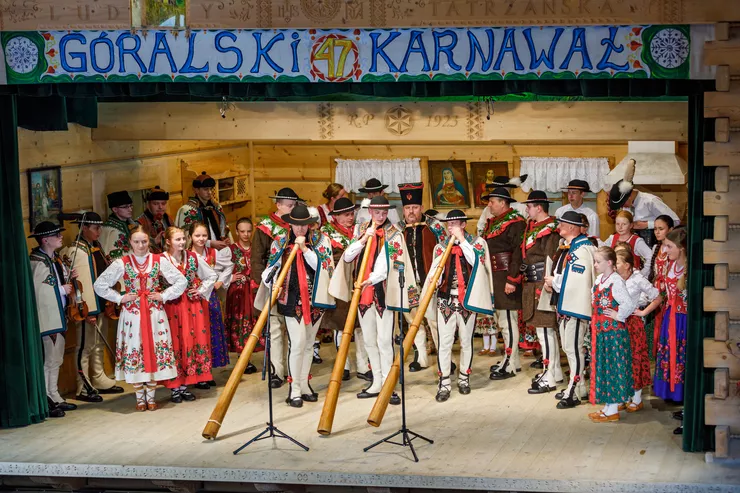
19, 100, 689, 397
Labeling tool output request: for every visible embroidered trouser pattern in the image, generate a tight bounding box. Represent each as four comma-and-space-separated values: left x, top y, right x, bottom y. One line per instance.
536, 326, 563, 386
358, 304, 395, 393
495, 309, 520, 373
285, 314, 324, 399
560, 316, 587, 399
436, 296, 476, 389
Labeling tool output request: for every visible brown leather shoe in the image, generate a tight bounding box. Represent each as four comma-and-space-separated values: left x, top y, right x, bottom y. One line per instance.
617, 402, 628, 412
478, 349, 489, 356
590, 411, 619, 423
147, 402, 158, 411
626, 401, 644, 413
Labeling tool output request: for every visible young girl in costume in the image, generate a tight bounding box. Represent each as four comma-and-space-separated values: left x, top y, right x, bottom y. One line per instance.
161, 227, 217, 402
190, 222, 234, 386
94, 226, 187, 411
635, 228, 688, 404
225, 218, 261, 374
615, 247, 659, 413
646, 215, 675, 358
588, 246, 635, 422
601, 210, 652, 276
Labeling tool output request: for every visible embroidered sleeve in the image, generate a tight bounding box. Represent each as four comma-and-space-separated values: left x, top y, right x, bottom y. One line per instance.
368, 243, 388, 286
196, 256, 218, 299
93, 259, 125, 304
611, 277, 634, 322
637, 274, 660, 302
159, 257, 188, 302
215, 246, 234, 288
634, 237, 654, 277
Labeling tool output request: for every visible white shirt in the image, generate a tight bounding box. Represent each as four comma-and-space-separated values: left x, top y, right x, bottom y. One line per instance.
344, 235, 388, 286
555, 203, 600, 237
261, 246, 318, 284
355, 206, 401, 227
628, 191, 680, 229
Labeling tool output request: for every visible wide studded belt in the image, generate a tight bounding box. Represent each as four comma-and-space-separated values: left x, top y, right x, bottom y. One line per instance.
521, 262, 545, 282
491, 252, 512, 272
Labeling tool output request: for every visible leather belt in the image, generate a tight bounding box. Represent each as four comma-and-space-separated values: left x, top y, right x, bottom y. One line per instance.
521, 262, 545, 282
491, 252, 512, 272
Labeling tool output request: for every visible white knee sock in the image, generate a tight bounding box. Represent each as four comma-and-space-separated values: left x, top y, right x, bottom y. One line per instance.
604, 403, 619, 416
482, 335, 491, 350
134, 384, 145, 404
632, 389, 642, 405
145, 382, 157, 403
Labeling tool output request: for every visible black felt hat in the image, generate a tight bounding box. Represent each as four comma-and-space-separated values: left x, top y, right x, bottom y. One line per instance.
358, 178, 388, 193
559, 210, 585, 227
282, 204, 318, 226
521, 190, 553, 204
192, 172, 216, 189
269, 187, 301, 201
486, 175, 528, 190
482, 187, 516, 202
398, 182, 423, 206
561, 179, 592, 192
147, 186, 170, 201
609, 159, 636, 212
330, 197, 358, 215
73, 211, 104, 226
107, 191, 133, 209
28, 221, 65, 238
439, 209, 471, 222
367, 196, 391, 209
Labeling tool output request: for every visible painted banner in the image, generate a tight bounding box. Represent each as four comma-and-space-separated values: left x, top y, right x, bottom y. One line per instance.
0, 25, 695, 84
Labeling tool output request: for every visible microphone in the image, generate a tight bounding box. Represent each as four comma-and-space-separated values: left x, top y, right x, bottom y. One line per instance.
264, 265, 279, 284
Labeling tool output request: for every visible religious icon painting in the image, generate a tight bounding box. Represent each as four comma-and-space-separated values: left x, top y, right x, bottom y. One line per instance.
27, 166, 63, 230
470, 161, 509, 208
429, 160, 470, 209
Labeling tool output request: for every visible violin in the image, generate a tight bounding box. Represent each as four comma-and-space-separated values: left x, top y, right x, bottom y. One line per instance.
66, 277, 89, 322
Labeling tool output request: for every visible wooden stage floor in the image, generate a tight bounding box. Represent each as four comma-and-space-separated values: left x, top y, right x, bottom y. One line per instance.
1, 342, 738, 492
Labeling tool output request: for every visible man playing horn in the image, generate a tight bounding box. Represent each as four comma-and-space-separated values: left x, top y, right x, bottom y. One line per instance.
424, 210, 493, 402
321, 197, 371, 381
354, 178, 401, 226
256, 204, 335, 408
251, 187, 299, 388
398, 182, 447, 373
330, 196, 418, 406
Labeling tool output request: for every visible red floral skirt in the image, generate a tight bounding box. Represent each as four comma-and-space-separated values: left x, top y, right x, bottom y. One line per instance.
162, 297, 212, 388
626, 315, 651, 390
225, 281, 263, 353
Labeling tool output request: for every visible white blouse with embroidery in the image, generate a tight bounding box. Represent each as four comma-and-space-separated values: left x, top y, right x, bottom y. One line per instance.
93, 254, 187, 304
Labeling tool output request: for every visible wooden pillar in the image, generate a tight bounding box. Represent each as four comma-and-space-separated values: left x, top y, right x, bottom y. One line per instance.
702, 21, 740, 460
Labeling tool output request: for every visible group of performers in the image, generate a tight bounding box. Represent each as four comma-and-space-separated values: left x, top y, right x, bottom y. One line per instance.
30, 161, 687, 433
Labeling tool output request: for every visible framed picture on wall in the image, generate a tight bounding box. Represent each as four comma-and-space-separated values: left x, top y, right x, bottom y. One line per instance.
470, 161, 509, 208
27, 166, 63, 230
428, 160, 470, 209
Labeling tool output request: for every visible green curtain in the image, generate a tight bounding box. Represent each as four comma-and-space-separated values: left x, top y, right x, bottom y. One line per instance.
682, 93, 715, 451
0, 95, 48, 428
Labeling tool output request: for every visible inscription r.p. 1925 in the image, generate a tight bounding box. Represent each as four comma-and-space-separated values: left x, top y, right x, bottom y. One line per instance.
0, 0, 131, 30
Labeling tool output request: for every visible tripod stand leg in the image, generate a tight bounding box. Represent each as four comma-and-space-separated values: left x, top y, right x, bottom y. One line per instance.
363, 429, 403, 452
233, 427, 271, 455
406, 429, 434, 444
272, 426, 309, 451
402, 431, 419, 463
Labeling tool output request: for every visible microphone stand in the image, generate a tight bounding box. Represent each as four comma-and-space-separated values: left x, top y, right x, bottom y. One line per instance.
233, 265, 308, 454
363, 264, 433, 462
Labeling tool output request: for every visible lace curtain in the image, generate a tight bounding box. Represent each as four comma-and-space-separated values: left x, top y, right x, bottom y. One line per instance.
335, 158, 421, 193
519, 157, 611, 193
